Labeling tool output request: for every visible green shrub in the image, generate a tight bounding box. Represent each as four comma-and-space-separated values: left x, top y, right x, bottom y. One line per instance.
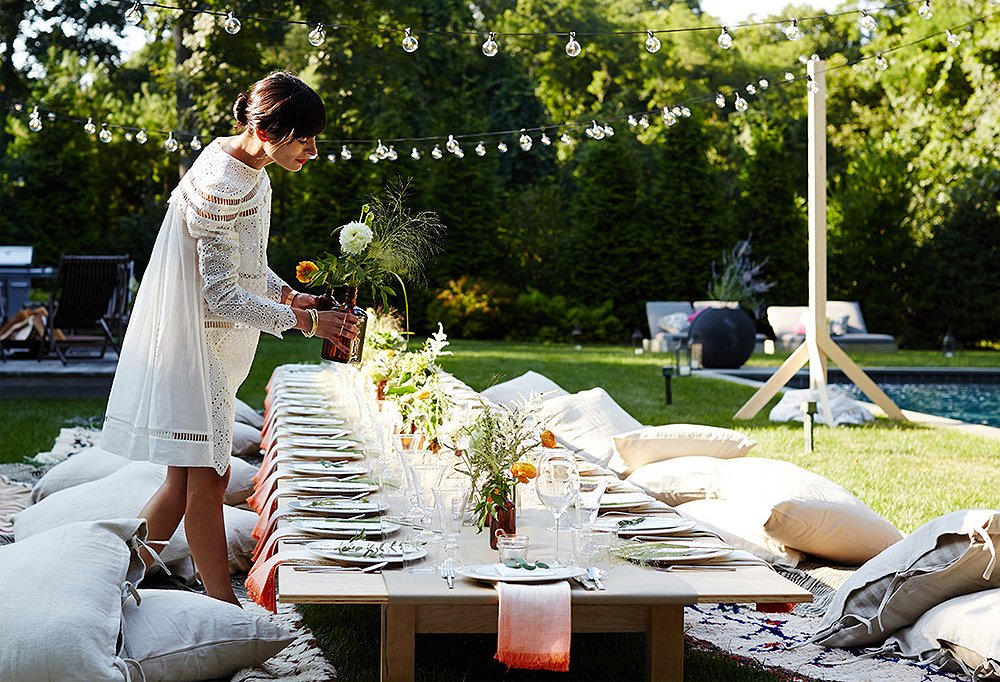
426, 276, 514, 339
505, 288, 623, 344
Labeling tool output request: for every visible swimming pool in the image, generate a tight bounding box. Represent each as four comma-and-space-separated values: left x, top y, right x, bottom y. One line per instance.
841, 383, 1000, 427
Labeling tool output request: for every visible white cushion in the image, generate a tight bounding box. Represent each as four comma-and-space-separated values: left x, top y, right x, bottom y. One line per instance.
13, 462, 258, 574
612, 424, 756, 473
625, 456, 723, 507
225, 457, 259, 506
768, 387, 874, 426
122, 590, 293, 682
481, 371, 568, 407
234, 397, 265, 429
657, 312, 690, 334
538, 388, 642, 471
0, 519, 146, 681
813, 509, 1000, 648
881, 589, 1000, 678
676, 498, 805, 567
231, 421, 262, 457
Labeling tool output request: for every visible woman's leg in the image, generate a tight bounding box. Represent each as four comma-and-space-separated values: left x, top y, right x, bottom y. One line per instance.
185, 465, 238, 604
136, 466, 189, 570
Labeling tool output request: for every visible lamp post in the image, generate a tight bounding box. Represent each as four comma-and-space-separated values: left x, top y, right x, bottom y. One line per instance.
632, 329, 645, 355
571, 326, 583, 351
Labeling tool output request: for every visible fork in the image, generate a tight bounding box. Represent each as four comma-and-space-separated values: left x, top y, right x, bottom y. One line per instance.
293, 561, 388, 573
439, 560, 455, 589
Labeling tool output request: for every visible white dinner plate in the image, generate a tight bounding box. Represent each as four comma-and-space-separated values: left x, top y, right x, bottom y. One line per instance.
599, 492, 656, 509
306, 539, 424, 565
289, 518, 400, 538
284, 436, 360, 449
456, 564, 586, 584
592, 515, 696, 536
286, 480, 379, 495
283, 416, 345, 427
287, 498, 388, 516
612, 541, 733, 564
278, 405, 337, 417
280, 425, 352, 438
284, 461, 369, 477
280, 447, 364, 461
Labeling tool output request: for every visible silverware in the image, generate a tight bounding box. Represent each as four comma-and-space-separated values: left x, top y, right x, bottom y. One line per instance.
439, 561, 456, 589
292, 560, 388, 573
653, 565, 738, 572
573, 575, 597, 591
586, 566, 606, 590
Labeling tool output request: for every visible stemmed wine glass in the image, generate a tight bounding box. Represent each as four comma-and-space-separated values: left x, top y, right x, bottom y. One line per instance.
535, 451, 580, 566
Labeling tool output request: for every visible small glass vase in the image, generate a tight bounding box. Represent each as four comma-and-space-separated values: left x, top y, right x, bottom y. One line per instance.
487, 498, 516, 550
317, 286, 368, 364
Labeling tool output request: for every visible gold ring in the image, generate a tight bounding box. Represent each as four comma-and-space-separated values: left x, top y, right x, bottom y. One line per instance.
339, 322, 345, 335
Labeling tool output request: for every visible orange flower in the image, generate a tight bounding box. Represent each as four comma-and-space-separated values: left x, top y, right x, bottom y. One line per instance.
417, 390, 431, 400
295, 260, 318, 284
540, 430, 557, 448
510, 461, 537, 484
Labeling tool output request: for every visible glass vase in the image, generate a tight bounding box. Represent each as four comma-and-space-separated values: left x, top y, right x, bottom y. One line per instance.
318, 286, 368, 364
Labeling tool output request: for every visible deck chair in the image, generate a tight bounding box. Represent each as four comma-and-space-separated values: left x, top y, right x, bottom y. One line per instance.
39, 255, 133, 365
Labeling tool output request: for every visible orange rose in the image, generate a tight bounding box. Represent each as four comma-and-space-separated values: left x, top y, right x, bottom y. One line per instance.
417, 390, 431, 400
295, 260, 318, 284
511, 461, 537, 484
540, 430, 557, 448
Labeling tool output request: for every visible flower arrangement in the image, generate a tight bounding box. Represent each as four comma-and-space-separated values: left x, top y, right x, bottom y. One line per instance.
707, 234, 775, 319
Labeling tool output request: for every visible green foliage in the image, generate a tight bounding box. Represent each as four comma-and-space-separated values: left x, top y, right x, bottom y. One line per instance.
425, 276, 515, 339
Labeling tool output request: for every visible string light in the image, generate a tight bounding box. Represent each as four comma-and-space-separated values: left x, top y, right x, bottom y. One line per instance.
445, 135, 460, 154
83, 117, 96, 135
410, 147, 421, 160
717, 27, 733, 49
874, 52, 889, 70
859, 10, 878, 32
785, 71, 795, 81
603, 124, 614, 137
163, 131, 178, 151
585, 121, 605, 140
758, 78, 769, 90
784, 19, 802, 41
327, 153, 336, 162
475, 141, 486, 156
99, 123, 113, 143
375, 139, 389, 158
662, 108, 677, 126
806, 75, 820, 93
124, 131, 133, 141
368, 151, 379, 163
638, 115, 650, 128
430, 144, 443, 159
223, 12, 241, 35
28, 106, 42, 132
734, 93, 749, 112
135, 128, 148, 144
401, 28, 419, 53
387, 145, 398, 160
560, 133, 573, 144
518, 129, 532, 150
482, 32, 498, 57
715, 92, 726, 108
918, 0, 933, 19
565, 32, 581, 57
340, 145, 352, 160
627, 114, 638, 126
746, 82, 757, 95
47, 111, 56, 121
946, 29, 961, 47
124, 2, 143, 26
308, 24, 326, 47
540, 131, 552, 145
645, 30, 661, 54
497, 141, 508, 153
189, 135, 202, 151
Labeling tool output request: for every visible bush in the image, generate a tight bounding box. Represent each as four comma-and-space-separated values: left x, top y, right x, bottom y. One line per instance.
425, 276, 514, 339
506, 288, 623, 344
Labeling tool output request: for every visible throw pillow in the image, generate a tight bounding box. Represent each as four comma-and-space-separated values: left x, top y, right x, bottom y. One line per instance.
232, 421, 262, 457
879, 589, 1000, 678
625, 456, 723, 507
0, 518, 146, 681
714, 458, 902, 565
612, 424, 756, 474
481, 371, 569, 407
829, 315, 850, 337
226, 457, 259, 506
537, 388, 642, 471
122, 590, 293, 682
31, 446, 128, 503
657, 312, 690, 335
234, 398, 265, 429
675, 498, 805, 567
813, 509, 1000, 648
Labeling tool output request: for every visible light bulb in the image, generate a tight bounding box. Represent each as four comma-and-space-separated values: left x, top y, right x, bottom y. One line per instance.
223, 12, 241, 35
662, 109, 677, 126
446, 135, 460, 154
746, 83, 757, 95
376, 139, 389, 159
874, 53, 889, 71
859, 10, 877, 32
784, 19, 801, 41
124, 2, 143, 26
565, 32, 581, 57
402, 28, 419, 53
135, 128, 148, 144
715, 92, 726, 108
482, 32, 498, 57
387, 146, 398, 161
639, 116, 650, 128
368, 152, 379, 163
811, 53, 820, 61
308, 24, 326, 47
540, 132, 551, 145
163, 131, 178, 152
518, 130, 532, 151
13, 102, 23, 112
340, 145, 352, 160
410, 147, 421, 160
734, 94, 748, 112
99, 123, 113, 143
627, 114, 638, 127
946, 30, 961, 47
47, 111, 56, 121
454, 148, 465, 158
717, 27, 733, 50
680, 107, 691, 117
28, 109, 42, 132
603, 124, 614, 137
189, 135, 202, 151
327, 153, 337, 163
918, 0, 933, 19
645, 30, 661, 54
758, 78, 769, 90
84, 117, 97, 135
497, 141, 508, 153
588, 121, 604, 140
124, 132, 133, 142
806, 75, 819, 93
475, 141, 486, 156
784, 71, 795, 82
671, 106, 682, 117
431, 145, 443, 159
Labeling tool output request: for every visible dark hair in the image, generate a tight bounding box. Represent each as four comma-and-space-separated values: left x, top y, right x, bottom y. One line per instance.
232, 71, 326, 143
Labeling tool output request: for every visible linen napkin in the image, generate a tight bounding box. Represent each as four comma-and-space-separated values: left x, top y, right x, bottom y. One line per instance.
246, 548, 328, 613
250, 488, 284, 540
247, 470, 282, 513
495, 581, 571, 672
252, 441, 281, 485
252, 525, 312, 563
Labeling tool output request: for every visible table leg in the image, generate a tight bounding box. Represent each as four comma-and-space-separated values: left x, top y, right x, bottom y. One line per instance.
646, 604, 684, 682
381, 604, 415, 682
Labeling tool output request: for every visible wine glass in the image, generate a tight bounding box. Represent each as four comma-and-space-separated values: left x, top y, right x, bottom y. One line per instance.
535, 451, 580, 566
433, 482, 471, 568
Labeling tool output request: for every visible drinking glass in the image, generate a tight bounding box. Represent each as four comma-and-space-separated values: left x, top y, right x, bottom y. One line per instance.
433, 483, 471, 567
535, 451, 580, 565
573, 480, 607, 530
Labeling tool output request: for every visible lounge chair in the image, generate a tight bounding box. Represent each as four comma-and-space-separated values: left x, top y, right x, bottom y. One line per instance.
645, 301, 694, 353
767, 301, 897, 353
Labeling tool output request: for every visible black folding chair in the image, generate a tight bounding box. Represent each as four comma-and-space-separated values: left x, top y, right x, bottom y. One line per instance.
39, 255, 133, 365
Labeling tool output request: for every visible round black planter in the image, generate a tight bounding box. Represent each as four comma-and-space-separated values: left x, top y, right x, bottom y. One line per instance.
689, 307, 756, 369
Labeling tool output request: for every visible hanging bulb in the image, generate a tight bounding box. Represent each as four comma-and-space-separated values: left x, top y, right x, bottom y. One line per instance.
715, 92, 726, 108
637, 116, 650, 129
410, 147, 421, 160
340, 145, 352, 160
497, 141, 508, 153
99, 123, 113, 143
717, 27, 733, 50
454, 148, 465, 158
308, 24, 326, 47
627, 114, 638, 127
560, 133, 573, 144
680, 107, 691, 118
163, 131, 178, 152
376, 139, 390, 159
603, 124, 614, 137
84, 117, 97, 135
387, 145, 398, 161
47, 111, 56, 121
565, 32, 581, 57
874, 52, 889, 71
645, 30, 661, 54
746, 83, 757, 95
946, 30, 961, 47
482, 32, 498, 57
431, 144, 443, 159
540, 131, 552, 146
859, 10, 877, 32
806, 75, 819, 93
327, 153, 337, 163
784, 71, 795, 82
518, 130, 532, 151
917, 0, 933, 19
587, 121, 605, 140
662, 108, 677, 126
135, 128, 148, 144
734, 94, 748, 112
758, 78, 769, 90
368, 152, 379, 163
189, 135, 202, 151
13, 102, 23, 112
784, 19, 801, 41
223, 12, 241, 35
28, 107, 42, 132
401, 28, 419, 53
811, 53, 820, 61
475, 141, 487, 156
446, 135, 460, 154
124, 132, 133, 142
124, 2, 143, 26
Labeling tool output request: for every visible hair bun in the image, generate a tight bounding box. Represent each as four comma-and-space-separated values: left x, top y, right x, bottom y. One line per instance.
233, 92, 249, 126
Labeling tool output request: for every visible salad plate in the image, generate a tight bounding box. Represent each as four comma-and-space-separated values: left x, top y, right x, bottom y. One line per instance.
289, 518, 400, 538
283, 461, 368, 477
593, 515, 696, 536
286, 479, 379, 495
613, 541, 733, 565
456, 564, 586, 584
287, 498, 388, 516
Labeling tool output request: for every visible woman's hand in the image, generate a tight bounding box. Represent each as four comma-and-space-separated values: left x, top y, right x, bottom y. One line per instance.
292, 308, 359, 355
289, 292, 330, 309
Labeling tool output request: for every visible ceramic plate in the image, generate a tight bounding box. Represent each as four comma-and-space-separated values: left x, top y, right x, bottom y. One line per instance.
286, 480, 379, 495
283, 416, 345, 427
281, 448, 364, 461
456, 564, 586, 584
287, 498, 388, 516
599, 492, 656, 509
592, 515, 696, 536
281, 425, 352, 438
306, 539, 424, 565
284, 461, 369, 477
289, 518, 400, 538
284, 436, 360, 449
612, 541, 733, 564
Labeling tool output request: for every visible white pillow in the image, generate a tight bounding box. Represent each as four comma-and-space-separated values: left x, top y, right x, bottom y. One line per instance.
234, 397, 265, 429
0, 519, 146, 681
122, 590, 293, 682
612, 424, 756, 473
538, 388, 642, 471
715, 458, 902, 565
31, 446, 128, 503
481, 370, 569, 407
226, 456, 259, 506
232, 421, 262, 457
657, 312, 690, 335
676, 498, 805, 567
625, 456, 723, 506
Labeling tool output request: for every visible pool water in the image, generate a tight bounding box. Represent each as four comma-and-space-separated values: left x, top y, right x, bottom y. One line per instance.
842, 383, 1000, 427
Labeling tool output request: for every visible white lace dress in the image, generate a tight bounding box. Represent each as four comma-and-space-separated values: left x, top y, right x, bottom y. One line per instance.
102, 139, 297, 474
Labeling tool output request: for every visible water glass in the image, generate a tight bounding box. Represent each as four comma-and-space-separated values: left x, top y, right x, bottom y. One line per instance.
402, 532, 440, 574
573, 480, 607, 529
574, 529, 614, 571
536, 451, 580, 565
496, 534, 531, 564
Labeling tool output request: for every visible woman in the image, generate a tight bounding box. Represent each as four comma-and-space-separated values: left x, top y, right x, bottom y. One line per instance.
101, 71, 356, 604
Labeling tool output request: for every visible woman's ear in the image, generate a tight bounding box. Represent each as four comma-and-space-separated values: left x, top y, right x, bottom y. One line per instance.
255, 129, 269, 143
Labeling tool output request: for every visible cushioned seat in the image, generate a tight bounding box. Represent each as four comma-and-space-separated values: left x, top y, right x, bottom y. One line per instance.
766, 301, 897, 353
644, 301, 694, 353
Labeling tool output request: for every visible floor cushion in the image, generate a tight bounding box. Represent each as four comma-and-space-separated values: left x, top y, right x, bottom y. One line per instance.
612, 424, 755, 474
538, 388, 642, 472
676, 498, 806, 567
232, 421, 263, 457
0, 518, 146, 681
122, 589, 293, 682
625, 456, 724, 506
813, 509, 1000, 648
481, 370, 568, 407
234, 397, 265, 429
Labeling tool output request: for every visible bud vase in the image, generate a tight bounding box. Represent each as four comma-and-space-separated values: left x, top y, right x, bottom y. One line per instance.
317, 286, 367, 364
488, 499, 516, 550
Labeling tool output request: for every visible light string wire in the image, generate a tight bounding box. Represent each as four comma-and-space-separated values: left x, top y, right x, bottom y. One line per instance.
2, 10, 995, 155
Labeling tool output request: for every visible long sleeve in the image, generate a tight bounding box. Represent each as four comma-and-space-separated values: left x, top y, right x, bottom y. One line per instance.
266, 268, 290, 303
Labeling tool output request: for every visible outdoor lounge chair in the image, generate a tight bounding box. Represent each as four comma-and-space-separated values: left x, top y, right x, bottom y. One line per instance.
767, 301, 897, 353
645, 301, 695, 353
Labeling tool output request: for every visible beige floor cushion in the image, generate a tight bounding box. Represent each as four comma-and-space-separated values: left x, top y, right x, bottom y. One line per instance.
122, 589, 293, 682
625, 456, 724, 506
676, 498, 806, 567
813, 509, 1000, 648
481, 370, 569, 407
232, 421, 263, 457
0, 518, 146, 681
538, 388, 642, 473
234, 397, 265, 429
714, 458, 902, 565
612, 424, 756, 473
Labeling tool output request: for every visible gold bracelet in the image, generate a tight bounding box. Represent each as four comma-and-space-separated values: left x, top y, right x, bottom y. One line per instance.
302, 308, 319, 338
281, 289, 295, 306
